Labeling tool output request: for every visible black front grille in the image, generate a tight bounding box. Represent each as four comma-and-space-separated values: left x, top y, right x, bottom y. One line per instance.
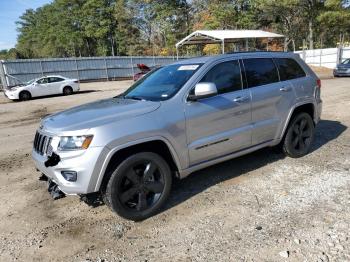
33, 132, 52, 155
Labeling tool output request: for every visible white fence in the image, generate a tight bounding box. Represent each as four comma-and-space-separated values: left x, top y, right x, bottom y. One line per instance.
295, 47, 350, 69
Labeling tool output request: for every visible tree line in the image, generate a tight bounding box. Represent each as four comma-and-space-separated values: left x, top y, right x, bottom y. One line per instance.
1, 0, 350, 59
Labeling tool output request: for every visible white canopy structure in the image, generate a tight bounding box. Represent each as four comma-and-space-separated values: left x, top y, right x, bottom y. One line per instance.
175, 30, 285, 57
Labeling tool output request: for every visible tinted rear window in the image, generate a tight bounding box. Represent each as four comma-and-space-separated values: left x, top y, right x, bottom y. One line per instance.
243, 58, 279, 88
275, 58, 306, 81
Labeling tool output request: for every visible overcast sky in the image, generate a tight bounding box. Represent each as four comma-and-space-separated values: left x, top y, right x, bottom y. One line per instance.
0, 0, 51, 50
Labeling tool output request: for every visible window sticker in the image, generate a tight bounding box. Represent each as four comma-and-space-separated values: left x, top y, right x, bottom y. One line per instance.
178, 65, 199, 71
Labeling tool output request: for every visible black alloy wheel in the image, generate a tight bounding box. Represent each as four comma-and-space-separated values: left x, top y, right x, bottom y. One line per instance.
105, 152, 172, 221
19, 91, 31, 101
283, 112, 315, 158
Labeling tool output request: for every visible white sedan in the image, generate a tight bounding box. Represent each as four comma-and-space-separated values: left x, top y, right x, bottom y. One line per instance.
4, 75, 80, 101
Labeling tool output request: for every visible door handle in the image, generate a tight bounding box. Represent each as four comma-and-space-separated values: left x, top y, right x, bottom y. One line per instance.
280, 86, 292, 92
233, 96, 249, 103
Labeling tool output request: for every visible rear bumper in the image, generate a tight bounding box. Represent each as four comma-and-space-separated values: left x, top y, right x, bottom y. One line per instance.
32, 146, 104, 195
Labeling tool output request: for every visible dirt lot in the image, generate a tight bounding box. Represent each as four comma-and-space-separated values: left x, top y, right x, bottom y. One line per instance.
0, 76, 349, 262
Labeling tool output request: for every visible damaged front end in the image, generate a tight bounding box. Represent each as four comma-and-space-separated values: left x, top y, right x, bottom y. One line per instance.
38, 152, 66, 200
38, 173, 66, 200
44, 152, 61, 167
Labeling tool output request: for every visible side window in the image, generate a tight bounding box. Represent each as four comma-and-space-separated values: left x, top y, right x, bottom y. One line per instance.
200, 60, 242, 94
48, 77, 64, 83
37, 78, 48, 84
275, 58, 306, 81
243, 58, 279, 88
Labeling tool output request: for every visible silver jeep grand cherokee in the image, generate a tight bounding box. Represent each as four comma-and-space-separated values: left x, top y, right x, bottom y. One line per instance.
32, 52, 322, 221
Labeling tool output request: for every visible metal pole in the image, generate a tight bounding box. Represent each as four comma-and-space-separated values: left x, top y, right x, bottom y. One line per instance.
284, 37, 287, 52
319, 38, 323, 67
222, 40, 225, 54
176, 47, 179, 60
104, 57, 108, 81
39, 60, 44, 76
245, 38, 249, 51
130, 56, 134, 78
266, 38, 269, 51
74, 58, 80, 81
0, 60, 8, 90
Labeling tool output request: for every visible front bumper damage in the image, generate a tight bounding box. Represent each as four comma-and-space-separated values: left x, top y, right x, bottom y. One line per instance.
32, 145, 104, 195
37, 152, 66, 200
37, 152, 103, 205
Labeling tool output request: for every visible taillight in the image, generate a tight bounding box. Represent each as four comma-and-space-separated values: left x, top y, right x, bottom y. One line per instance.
316, 79, 321, 88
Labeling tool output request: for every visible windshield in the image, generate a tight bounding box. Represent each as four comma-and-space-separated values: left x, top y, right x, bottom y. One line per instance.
25, 78, 36, 85
123, 63, 202, 101
341, 59, 350, 65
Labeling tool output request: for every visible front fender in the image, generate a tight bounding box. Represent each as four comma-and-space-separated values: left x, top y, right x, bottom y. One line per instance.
89, 136, 182, 192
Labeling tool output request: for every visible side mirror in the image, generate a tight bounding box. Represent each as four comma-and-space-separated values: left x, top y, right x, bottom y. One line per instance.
188, 82, 218, 101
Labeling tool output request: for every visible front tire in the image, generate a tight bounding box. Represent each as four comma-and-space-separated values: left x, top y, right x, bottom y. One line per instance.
19, 91, 31, 101
105, 152, 172, 221
282, 112, 315, 158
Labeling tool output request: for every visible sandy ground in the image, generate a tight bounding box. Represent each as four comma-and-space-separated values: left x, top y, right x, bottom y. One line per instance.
0, 76, 349, 262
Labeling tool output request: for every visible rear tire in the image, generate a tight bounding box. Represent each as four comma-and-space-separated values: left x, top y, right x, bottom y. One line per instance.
105, 152, 172, 221
19, 91, 31, 101
282, 112, 315, 158
63, 86, 73, 95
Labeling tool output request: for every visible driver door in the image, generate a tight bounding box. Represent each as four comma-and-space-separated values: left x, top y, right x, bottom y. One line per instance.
31, 77, 49, 97
184, 60, 252, 165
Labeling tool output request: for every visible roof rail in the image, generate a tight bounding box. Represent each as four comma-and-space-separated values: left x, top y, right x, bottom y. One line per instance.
226, 50, 288, 54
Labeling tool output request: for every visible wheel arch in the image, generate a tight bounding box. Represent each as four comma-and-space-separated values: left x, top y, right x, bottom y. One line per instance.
95, 137, 181, 193
62, 85, 73, 92
281, 102, 316, 139
18, 90, 31, 99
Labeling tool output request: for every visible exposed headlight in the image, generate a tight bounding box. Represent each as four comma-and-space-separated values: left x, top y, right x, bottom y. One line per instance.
58, 135, 93, 151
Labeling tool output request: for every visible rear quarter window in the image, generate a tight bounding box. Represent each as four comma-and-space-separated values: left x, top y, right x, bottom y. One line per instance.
243, 58, 279, 88
275, 58, 306, 81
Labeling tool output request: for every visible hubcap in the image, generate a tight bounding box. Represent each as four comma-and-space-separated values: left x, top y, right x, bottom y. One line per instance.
291, 117, 312, 152
118, 161, 164, 211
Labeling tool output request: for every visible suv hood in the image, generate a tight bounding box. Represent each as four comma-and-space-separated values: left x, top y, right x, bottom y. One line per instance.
42, 98, 160, 132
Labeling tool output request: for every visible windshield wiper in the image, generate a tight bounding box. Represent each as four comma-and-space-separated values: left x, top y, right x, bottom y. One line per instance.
114, 93, 125, 99
124, 96, 145, 101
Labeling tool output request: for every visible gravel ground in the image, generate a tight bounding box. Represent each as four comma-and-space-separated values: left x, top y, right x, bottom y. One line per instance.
0, 76, 349, 262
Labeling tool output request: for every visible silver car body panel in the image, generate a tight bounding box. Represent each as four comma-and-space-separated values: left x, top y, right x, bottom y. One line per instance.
32, 52, 322, 194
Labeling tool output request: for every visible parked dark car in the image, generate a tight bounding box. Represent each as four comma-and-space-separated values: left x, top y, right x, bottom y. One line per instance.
334, 58, 350, 77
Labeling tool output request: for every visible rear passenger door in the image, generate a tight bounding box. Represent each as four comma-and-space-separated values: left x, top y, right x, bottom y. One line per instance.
47, 77, 65, 94
185, 60, 252, 165
243, 58, 295, 145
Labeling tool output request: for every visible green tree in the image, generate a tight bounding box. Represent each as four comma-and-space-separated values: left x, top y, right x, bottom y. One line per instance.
256, 0, 306, 51
317, 0, 350, 46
